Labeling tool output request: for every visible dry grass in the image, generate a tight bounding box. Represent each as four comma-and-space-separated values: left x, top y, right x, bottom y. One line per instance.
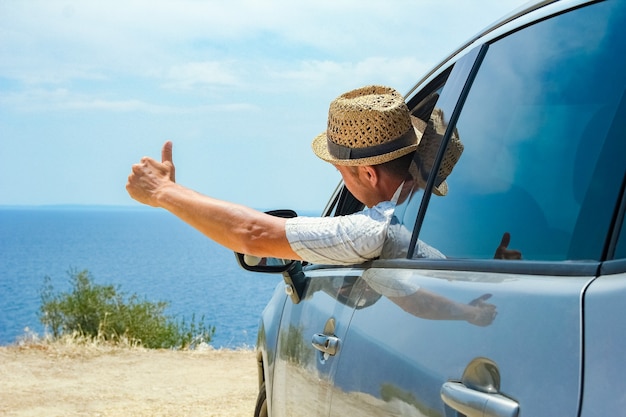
11, 328, 162, 357
0, 336, 258, 417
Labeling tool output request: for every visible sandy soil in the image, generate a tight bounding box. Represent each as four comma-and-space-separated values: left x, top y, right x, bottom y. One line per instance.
0, 343, 258, 417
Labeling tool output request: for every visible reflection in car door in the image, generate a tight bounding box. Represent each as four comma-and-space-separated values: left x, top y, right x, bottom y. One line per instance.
328, 264, 595, 416
270, 267, 366, 417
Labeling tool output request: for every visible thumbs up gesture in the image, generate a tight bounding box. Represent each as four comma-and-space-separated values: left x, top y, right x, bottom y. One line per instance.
126, 141, 177, 207
493, 232, 522, 260
160, 140, 176, 183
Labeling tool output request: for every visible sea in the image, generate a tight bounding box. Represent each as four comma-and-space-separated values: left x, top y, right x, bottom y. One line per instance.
0, 206, 303, 349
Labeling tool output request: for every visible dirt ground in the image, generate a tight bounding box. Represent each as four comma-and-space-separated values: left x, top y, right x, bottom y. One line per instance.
0, 342, 258, 417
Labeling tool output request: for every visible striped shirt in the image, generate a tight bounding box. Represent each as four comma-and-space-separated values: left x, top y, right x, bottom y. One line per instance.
285, 198, 445, 265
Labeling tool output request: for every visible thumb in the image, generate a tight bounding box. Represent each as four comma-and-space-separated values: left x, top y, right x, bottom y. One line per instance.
162, 141, 173, 164
469, 293, 492, 306
161, 141, 176, 182
499, 232, 511, 249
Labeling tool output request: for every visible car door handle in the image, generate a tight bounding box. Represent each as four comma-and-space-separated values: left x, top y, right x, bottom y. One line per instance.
311, 333, 340, 356
441, 382, 519, 417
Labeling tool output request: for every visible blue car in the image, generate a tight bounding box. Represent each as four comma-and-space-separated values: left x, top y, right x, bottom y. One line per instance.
238, 0, 626, 415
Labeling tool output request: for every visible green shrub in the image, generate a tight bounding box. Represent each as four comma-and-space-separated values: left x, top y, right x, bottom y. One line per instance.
39, 269, 215, 349
278, 324, 311, 365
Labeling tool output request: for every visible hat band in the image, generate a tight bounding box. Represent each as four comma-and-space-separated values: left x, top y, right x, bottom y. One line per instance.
327, 127, 417, 160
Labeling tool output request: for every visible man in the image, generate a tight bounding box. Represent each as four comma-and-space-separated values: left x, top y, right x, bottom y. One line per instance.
127, 85, 436, 265
127, 84, 508, 324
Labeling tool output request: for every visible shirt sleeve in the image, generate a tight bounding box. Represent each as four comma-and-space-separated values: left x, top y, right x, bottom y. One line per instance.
285, 203, 395, 266
362, 270, 422, 297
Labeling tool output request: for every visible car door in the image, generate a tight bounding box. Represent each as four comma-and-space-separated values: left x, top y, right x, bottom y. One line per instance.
268, 185, 370, 417
269, 268, 364, 417
579, 106, 626, 417
582, 251, 626, 415
328, 1, 626, 416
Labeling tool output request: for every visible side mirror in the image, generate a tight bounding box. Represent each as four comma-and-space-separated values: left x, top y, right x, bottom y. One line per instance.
235, 252, 295, 273
234, 209, 307, 304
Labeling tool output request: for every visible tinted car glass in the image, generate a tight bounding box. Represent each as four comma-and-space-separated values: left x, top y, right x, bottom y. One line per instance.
382, 52, 485, 260
415, 1, 626, 261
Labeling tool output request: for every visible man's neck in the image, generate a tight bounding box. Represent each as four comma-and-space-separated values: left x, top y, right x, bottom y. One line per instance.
369, 174, 405, 207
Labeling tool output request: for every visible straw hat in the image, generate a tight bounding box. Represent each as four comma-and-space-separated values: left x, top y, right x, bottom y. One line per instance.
312, 85, 426, 166
415, 108, 464, 196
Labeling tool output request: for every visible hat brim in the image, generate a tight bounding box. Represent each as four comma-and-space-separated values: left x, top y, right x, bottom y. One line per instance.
433, 181, 448, 196
312, 116, 426, 166
409, 157, 449, 197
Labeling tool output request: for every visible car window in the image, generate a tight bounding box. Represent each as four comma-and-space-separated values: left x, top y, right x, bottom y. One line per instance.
413, 0, 626, 262
378, 82, 448, 259
382, 48, 485, 260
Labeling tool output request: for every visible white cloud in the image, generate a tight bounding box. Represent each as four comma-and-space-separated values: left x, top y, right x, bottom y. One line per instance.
0, 0, 530, 205
163, 61, 242, 91
269, 56, 428, 95
0, 0, 527, 84
0, 88, 256, 113
0, 88, 165, 112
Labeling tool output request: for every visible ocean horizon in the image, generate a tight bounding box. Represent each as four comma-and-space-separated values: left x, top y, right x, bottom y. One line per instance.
0, 205, 313, 348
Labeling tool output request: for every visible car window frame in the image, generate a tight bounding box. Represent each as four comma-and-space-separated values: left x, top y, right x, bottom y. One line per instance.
319, 0, 626, 273
393, 0, 626, 276
607, 173, 626, 260
404, 45, 488, 257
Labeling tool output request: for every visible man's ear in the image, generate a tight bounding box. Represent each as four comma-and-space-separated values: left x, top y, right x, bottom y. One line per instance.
360, 165, 379, 187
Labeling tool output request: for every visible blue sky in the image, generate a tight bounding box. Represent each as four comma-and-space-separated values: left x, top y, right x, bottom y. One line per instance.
0, 0, 527, 212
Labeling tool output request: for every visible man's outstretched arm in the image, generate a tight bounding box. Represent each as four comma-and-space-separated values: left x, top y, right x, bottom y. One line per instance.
126, 141, 302, 261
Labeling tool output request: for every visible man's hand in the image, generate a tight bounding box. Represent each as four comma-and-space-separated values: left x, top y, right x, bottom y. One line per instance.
467, 293, 497, 327
161, 140, 176, 183
126, 141, 176, 207
494, 232, 522, 260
